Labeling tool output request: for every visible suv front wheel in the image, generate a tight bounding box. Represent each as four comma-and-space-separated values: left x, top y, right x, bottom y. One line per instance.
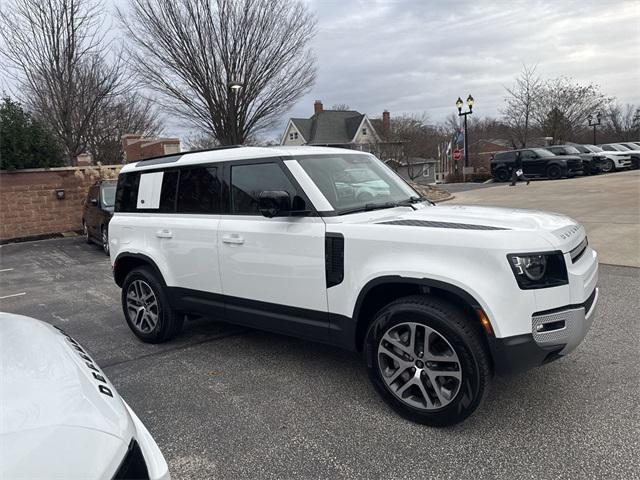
121, 267, 184, 343
365, 295, 490, 427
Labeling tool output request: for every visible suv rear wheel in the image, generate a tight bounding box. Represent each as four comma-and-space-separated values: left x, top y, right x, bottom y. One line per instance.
494, 168, 509, 182
601, 159, 615, 173
121, 267, 184, 343
83, 221, 91, 244
365, 295, 490, 427
546, 164, 562, 180
101, 226, 109, 255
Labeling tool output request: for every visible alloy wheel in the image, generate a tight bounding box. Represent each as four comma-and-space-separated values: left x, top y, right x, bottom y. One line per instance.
377, 322, 462, 410
102, 228, 109, 254
126, 280, 159, 334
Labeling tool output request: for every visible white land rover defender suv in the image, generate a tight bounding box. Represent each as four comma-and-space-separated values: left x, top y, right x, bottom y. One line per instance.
109, 146, 599, 426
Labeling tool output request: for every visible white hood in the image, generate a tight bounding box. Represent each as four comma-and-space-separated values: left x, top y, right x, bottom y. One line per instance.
334, 204, 585, 252
0, 313, 133, 478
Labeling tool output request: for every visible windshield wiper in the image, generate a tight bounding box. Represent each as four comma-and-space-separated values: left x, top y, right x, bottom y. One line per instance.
396, 195, 434, 207
338, 201, 399, 215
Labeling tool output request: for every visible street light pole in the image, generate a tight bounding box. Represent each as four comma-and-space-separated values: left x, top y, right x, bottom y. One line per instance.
587, 112, 602, 145
456, 95, 474, 180
228, 80, 243, 145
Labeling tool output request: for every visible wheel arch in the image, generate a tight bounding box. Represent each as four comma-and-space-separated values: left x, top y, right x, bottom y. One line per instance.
352, 276, 492, 353
113, 252, 166, 288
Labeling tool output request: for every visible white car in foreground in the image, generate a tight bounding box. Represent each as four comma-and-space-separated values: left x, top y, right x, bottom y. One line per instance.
0, 312, 170, 479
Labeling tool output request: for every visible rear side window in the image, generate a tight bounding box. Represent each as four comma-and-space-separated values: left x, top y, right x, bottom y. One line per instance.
115, 172, 140, 212
177, 167, 221, 214
159, 170, 179, 213
230, 163, 299, 215
494, 151, 515, 161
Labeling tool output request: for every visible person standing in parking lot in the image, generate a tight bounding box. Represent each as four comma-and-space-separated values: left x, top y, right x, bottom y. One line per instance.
510, 151, 530, 186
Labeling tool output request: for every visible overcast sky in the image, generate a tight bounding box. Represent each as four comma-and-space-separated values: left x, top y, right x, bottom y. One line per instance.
2, 0, 638, 141
287, 0, 639, 128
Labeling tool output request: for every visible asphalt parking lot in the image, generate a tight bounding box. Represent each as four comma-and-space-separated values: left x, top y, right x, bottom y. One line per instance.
1, 237, 639, 479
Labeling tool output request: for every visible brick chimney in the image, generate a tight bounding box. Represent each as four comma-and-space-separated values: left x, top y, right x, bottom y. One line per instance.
382, 110, 391, 137
314, 100, 323, 114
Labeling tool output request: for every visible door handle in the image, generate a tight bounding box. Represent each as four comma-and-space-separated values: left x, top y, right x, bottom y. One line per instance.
156, 229, 173, 239
222, 234, 245, 245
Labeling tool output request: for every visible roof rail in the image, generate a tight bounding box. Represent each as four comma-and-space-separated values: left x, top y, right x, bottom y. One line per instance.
134, 145, 243, 163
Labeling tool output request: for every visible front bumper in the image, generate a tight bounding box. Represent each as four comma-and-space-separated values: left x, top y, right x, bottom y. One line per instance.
122, 401, 171, 480
488, 286, 598, 375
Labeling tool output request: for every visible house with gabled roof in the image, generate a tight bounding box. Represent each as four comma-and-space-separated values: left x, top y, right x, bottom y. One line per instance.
281, 101, 389, 152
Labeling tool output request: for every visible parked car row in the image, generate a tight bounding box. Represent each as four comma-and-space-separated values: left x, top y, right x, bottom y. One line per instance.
490, 141, 640, 182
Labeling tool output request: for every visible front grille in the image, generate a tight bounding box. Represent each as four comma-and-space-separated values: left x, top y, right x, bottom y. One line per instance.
570, 237, 588, 263
113, 440, 149, 480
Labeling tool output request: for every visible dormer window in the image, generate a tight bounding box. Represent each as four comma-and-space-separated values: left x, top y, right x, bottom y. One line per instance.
362, 128, 367, 135
289, 132, 299, 140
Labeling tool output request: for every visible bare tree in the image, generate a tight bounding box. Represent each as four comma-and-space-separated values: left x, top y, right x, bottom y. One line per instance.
600, 103, 640, 142
85, 93, 164, 165
502, 64, 541, 148
331, 103, 351, 111
533, 77, 611, 144
0, 0, 126, 164
119, 0, 317, 145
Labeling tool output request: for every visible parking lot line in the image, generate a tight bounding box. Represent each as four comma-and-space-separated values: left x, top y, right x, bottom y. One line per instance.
0, 292, 26, 300
0, 268, 15, 272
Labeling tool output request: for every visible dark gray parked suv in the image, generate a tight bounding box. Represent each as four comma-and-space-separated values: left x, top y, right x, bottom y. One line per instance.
491, 148, 583, 182
546, 145, 605, 175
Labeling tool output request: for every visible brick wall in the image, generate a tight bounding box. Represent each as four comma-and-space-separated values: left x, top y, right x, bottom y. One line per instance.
0, 166, 120, 242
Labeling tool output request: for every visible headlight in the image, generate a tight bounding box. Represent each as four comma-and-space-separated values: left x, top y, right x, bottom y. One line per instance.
507, 252, 568, 289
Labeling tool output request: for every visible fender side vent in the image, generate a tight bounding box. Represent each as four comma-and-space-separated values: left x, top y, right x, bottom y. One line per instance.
325, 233, 344, 288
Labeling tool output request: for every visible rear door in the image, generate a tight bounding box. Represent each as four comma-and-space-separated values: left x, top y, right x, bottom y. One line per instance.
217, 160, 329, 341
521, 149, 545, 176
158, 166, 224, 316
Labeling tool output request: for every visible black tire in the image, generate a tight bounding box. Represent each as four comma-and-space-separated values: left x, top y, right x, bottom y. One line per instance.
601, 159, 615, 173
631, 158, 639, 170
494, 168, 509, 182
101, 225, 109, 255
121, 267, 184, 343
83, 221, 91, 244
546, 164, 562, 180
365, 295, 491, 427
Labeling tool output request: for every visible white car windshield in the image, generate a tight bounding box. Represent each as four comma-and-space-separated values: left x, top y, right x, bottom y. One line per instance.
295, 153, 421, 214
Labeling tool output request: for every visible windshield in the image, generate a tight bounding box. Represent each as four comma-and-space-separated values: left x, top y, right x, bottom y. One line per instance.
574, 145, 589, 153
585, 145, 603, 152
533, 148, 556, 158
611, 144, 629, 151
295, 153, 420, 214
562, 146, 580, 154
101, 184, 116, 207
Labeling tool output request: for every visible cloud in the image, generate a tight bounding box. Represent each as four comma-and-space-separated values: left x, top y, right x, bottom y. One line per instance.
277, 0, 640, 136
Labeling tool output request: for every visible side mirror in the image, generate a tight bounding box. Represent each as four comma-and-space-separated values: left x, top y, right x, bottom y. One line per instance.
258, 191, 291, 218
90, 198, 98, 206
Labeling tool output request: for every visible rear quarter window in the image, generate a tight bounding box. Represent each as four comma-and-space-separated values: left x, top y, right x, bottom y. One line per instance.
494, 151, 515, 161
115, 172, 140, 212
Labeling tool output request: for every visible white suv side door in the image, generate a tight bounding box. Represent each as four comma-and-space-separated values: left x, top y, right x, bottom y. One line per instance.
217, 161, 329, 341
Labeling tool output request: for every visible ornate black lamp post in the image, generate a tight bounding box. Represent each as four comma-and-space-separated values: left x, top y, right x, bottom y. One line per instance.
587, 112, 602, 145
456, 95, 474, 172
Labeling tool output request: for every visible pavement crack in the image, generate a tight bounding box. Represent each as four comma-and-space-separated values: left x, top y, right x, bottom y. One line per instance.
101, 329, 251, 370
